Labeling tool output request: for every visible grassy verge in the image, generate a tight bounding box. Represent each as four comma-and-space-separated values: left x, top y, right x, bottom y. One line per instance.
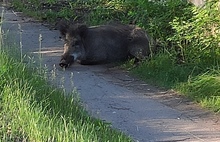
176, 71, 220, 112
0, 49, 132, 141
131, 53, 195, 88
132, 53, 220, 113
9, 0, 220, 113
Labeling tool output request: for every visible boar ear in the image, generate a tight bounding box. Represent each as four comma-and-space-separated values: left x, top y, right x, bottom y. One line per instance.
59, 24, 70, 38
77, 25, 88, 38
56, 20, 71, 38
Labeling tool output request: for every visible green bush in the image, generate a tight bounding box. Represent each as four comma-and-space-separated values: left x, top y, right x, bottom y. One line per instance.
11, 0, 192, 40
86, 0, 191, 41
169, 0, 220, 68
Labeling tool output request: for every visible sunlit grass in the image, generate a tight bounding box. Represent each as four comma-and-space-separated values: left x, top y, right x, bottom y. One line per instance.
0, 46, 132, 141
176, 72, 220, 112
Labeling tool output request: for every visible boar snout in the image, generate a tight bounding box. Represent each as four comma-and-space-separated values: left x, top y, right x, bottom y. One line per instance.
59, 59, 69, 68
59, 55, 75, 68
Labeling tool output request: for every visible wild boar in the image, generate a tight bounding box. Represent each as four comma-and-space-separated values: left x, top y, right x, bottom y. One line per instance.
58, 21, 156, 68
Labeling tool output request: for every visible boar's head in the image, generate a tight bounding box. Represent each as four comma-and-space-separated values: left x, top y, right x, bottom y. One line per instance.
58, 21, 87, 68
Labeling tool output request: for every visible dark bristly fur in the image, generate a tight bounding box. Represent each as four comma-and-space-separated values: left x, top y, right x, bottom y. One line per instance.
58, 21, 156, 68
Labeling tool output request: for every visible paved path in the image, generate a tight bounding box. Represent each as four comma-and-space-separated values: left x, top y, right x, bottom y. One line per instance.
2, 6, 220, 142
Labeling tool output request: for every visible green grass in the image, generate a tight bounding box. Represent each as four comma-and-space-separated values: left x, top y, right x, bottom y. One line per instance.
131, 53, 196, 88
131, 54, 220, 112
176, 71, 220, 113
9, 0, 220, 113
0, 48, 132, 141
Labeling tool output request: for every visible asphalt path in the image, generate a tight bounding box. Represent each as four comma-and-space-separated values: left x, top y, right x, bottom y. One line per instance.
2, 6, 220, 142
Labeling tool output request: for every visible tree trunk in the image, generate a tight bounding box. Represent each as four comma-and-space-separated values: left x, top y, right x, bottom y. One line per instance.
188, 0, 205, 7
